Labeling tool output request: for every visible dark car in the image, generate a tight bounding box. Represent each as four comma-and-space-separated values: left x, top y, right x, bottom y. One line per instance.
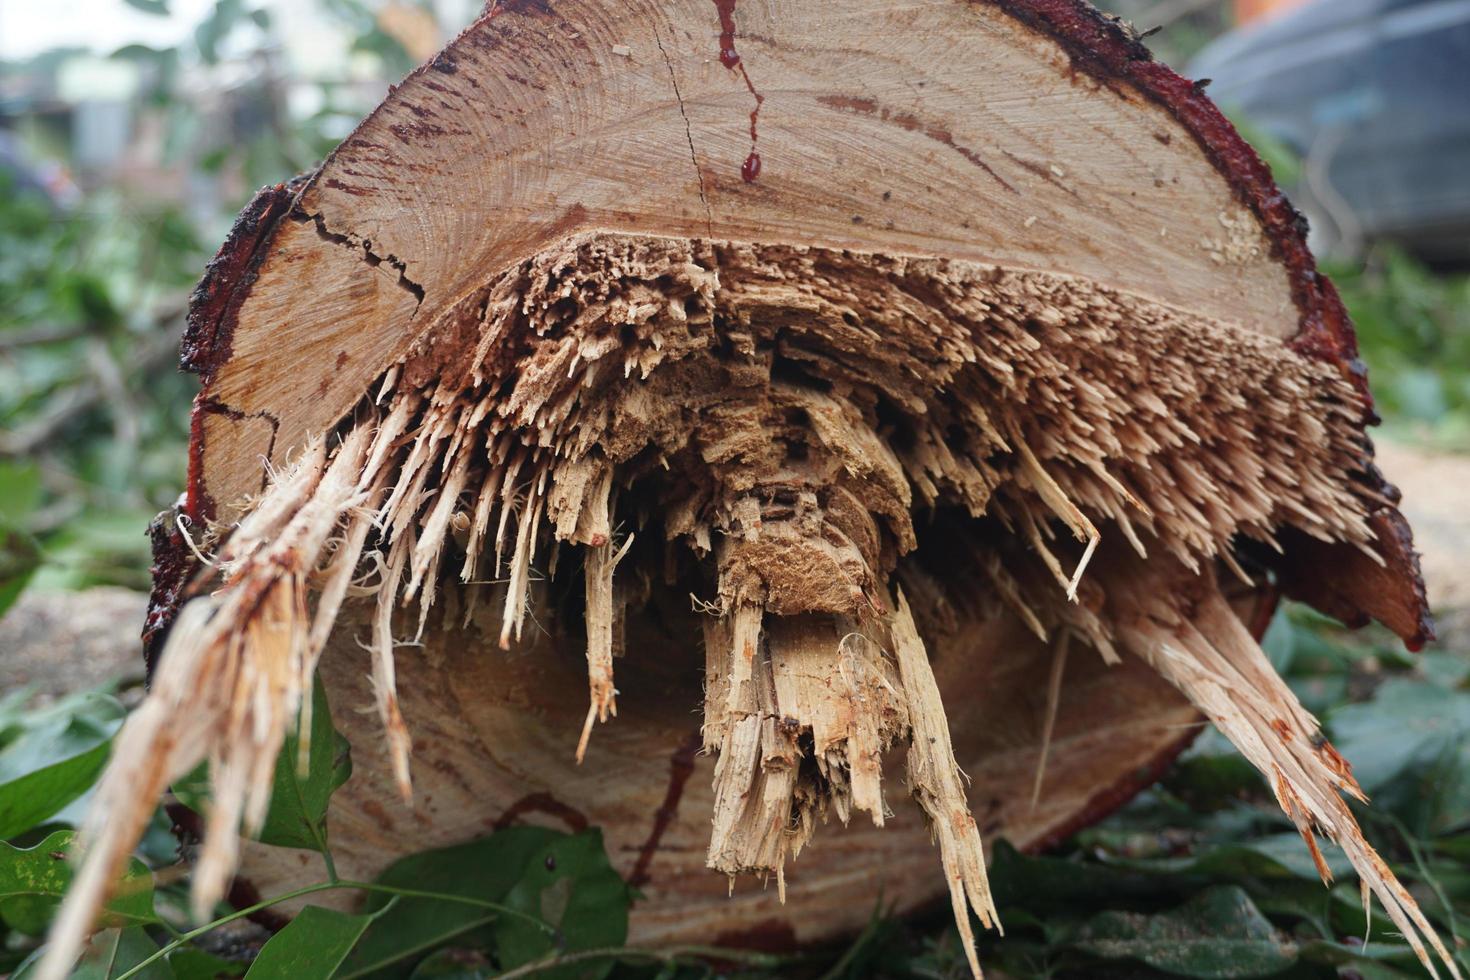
1190, 0, 1470, 265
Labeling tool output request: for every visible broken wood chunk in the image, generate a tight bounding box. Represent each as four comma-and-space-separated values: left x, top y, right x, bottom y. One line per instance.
40, 2, 1453, 979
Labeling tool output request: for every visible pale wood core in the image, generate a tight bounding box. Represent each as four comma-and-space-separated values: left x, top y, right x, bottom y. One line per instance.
198, 0, 1299, 520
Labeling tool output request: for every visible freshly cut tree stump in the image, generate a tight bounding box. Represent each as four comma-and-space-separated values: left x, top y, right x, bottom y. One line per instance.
43, 1, 1456, 978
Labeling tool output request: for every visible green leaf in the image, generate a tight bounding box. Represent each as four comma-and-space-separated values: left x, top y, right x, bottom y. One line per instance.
175, 679, 351, 852
1072, 885, 1296, 978
1260, 610, 1296, 674
494, 829, 631, 977
13, 926, 174, 980
123, 0, 172, 13
0, 737, 110, 840
1116, 832, 1356, 883
0, 693, 124, 839
1162, 751, 1264, 810
335, 827, 561, 979
0, 525, 41, 618
986, 839, 1171, 916
0, 461, 43, 525
257, 681, 352, 850
167, 946, 245, 980
336, 827, 629, 980
194, 0, 245, 64
1420, 651, 1470, 689
1329, 678, 1470, 832
27, 509, 157, 592
404, 948, 493, 979
1297, 938, 1424, 969
244, 905, 377, 979
0, 830, 155, 935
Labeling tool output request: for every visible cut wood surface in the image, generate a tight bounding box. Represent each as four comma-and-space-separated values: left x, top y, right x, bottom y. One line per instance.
189, 0, 1307, 520
37, 2, 1457, 979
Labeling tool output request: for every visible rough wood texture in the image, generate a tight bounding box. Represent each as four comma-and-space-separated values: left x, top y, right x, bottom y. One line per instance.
169, 0, 1425, 643
230, 582, 1227, 947
42, 2, 1448, 979
185, 0, 1312, 520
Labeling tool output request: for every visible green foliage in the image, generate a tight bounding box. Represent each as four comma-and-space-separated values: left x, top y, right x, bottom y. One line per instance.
0, 0, 451, 600
0, 692, 125, 839
493, 830, 630, 976
167, 946, 246, 980
1330, 678, 1470, 835
0, 461, 45, 615
246, 906, 381, 979
13, 927, 174, 980
1071, 886, 1295, 978
942, 610, 1470, 980
338, 827, 629, 979
1, 831, 156, 936
173, 679, 353, 854
256, 682, 355, 852
0, 174, 201, 593
0, 525, 42, 618
1329, 250, 1470, 444
339, 831, 564, 979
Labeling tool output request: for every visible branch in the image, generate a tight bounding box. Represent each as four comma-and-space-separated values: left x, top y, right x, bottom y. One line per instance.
0, 324, 91, 350
0, 328, 180, 456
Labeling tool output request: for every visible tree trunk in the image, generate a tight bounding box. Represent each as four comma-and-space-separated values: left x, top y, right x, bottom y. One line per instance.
42, 2, 1455, 978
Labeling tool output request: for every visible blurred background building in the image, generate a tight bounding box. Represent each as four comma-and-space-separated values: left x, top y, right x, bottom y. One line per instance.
2, 0, 481, 234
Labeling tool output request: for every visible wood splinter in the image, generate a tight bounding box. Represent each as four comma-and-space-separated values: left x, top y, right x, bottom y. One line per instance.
577, 527, 634, 763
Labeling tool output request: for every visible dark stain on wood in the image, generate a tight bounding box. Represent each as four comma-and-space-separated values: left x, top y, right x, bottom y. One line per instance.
498, 0, 555, 16
324, 177, 370, 197
493, 792, 590, 832
710, 0, 765, 183
816, 95, 1016, 194
430, 756, 476, 795
1002, 150, 1078, 196
713, 918, 800, 953
166, 802, 291, 932
628, 731, 702, 887
143, 505, 194, 674
297, 209, 426, 304
362, 799, 396, 834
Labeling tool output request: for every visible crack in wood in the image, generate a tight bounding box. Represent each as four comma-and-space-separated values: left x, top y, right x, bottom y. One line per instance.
297, 209, 427, 310
653, 24, 714, 237
198, 396, 282, 492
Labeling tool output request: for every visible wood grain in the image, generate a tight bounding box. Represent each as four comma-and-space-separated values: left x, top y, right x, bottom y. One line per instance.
198, 0, 1296, 522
